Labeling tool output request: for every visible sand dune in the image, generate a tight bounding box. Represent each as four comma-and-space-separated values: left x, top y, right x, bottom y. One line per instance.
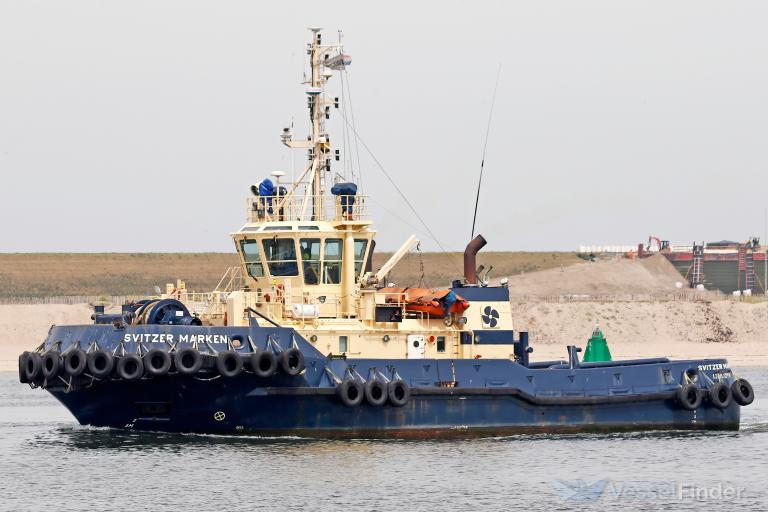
504, 254, 686, 296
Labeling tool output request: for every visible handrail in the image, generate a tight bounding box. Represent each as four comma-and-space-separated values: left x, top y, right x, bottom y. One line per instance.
245, 194, 368, 223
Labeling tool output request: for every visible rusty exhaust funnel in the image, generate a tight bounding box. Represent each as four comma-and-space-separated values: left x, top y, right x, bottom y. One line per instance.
464, 234, 487, 284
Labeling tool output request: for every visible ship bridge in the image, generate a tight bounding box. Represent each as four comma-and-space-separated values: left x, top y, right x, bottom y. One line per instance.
231, 191, 376, 320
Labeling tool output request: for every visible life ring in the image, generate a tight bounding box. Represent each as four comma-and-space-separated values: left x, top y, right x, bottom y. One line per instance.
708, 382, 731, 409
87, 350, 114, 379
174, 347, 202, 375
144, 348, 172, 377
337, 379, 364, 407
64, 349, 88, 377
364, 379, 388, 407
677, 383, 701, 411
42, 351, 62, 380
216, 350, 243, 378
387, 379, 410, 407
24, 352, 43, 383
250, 350, 277, 378
279, 348, 305, 376
117, 354, 144, 381
731, 379, 754, 406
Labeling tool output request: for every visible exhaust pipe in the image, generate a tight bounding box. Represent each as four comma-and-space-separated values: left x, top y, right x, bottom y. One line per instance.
464, 235, 487, 284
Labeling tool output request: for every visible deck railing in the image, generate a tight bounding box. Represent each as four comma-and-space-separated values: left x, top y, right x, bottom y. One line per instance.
245, 194, 368, 223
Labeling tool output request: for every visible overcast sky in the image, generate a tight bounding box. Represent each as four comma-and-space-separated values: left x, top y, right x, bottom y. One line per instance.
1, 1, 767, 253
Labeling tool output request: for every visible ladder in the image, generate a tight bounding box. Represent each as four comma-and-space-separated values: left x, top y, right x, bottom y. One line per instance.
690, 244, 705, 287
744, 249, 756, 292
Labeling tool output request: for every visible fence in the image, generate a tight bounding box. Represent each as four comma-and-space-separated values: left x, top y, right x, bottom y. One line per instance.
0, 295, 143, 306
508, 292, 767, 303
2, 291, 766, 306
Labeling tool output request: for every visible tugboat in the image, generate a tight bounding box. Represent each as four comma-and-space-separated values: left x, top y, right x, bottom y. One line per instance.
18, 29, 754, 437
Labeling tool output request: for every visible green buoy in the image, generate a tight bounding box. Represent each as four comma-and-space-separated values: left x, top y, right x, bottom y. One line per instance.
583, 324, 612, 363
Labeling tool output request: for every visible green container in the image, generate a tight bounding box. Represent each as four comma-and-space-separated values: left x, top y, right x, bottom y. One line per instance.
583, 326, 612, 363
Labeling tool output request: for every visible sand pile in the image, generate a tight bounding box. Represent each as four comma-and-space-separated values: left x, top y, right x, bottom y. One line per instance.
511, 299, 768, 365
504, 254, 685, 296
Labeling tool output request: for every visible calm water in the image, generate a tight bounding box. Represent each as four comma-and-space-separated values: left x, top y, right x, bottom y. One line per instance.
1, 368, 767, 512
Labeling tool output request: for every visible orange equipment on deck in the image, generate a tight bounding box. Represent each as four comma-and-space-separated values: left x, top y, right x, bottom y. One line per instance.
378, 287, 470, 317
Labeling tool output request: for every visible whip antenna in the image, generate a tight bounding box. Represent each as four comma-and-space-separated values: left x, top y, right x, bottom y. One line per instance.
471, 63, 502, 240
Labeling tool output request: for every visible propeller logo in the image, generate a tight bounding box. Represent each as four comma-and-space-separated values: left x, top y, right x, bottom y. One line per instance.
481, 306, 499, 328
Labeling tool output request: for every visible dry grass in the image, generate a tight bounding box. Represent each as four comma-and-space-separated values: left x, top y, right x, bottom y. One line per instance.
0, 253, 239, 297
0, 251, 581, 297
374, 251, 582, 288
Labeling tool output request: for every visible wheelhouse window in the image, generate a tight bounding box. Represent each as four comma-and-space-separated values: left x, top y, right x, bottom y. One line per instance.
261, 238, 299, 276
239, 239, 264, 278
300, 238, 321, 285
354, 239, 368, 277
323, 239, 343, 284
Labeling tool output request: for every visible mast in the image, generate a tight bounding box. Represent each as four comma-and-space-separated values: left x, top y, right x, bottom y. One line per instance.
281, 28, 350, 221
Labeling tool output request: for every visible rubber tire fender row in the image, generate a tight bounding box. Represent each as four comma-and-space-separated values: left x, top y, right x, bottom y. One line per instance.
731, 379, 754, 406
144, 348, 172, 377
337, 379, 364, 407
217, 350, 244, 378
24, 352, 43, 383
677, 383, 702, 411
87, 350, 114, 379
388, 380, 410, 407
280, 348, 305, 376
117, 354, 144, 381
250, 350, 277, 378
41, 351, 62, 380
364, 379, 388, 407
708, 382, 732, 409
64, 349, 88, 378
174, 347, 203, 375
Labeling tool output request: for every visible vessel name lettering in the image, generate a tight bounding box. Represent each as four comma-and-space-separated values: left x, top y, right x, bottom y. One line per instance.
122, 334, 230, 344
697, 363, 729, 372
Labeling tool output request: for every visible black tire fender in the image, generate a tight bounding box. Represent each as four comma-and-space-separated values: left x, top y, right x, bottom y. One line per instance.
280, 348, 305, 376
388, 379, 410, 407
708, 382, 731, 409
174, 347, 202, 375
42, 351, 62, 380
216, 350, 243, 378
250, 350, 277, 378
677, 383, 702, 411
117, 354, 144, 381
24, 352, 43, 383
19, 352, 31, 383
87, 350, 114, 379
364, 379, 388, 406
144, 348, 172, 377
731, 379, 754, 406
64, 349, 87, 377
337, 379, 364, 407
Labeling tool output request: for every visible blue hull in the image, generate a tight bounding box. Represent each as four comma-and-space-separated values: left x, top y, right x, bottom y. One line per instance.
50, 377, 740, 438
33, 324, 742, 438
